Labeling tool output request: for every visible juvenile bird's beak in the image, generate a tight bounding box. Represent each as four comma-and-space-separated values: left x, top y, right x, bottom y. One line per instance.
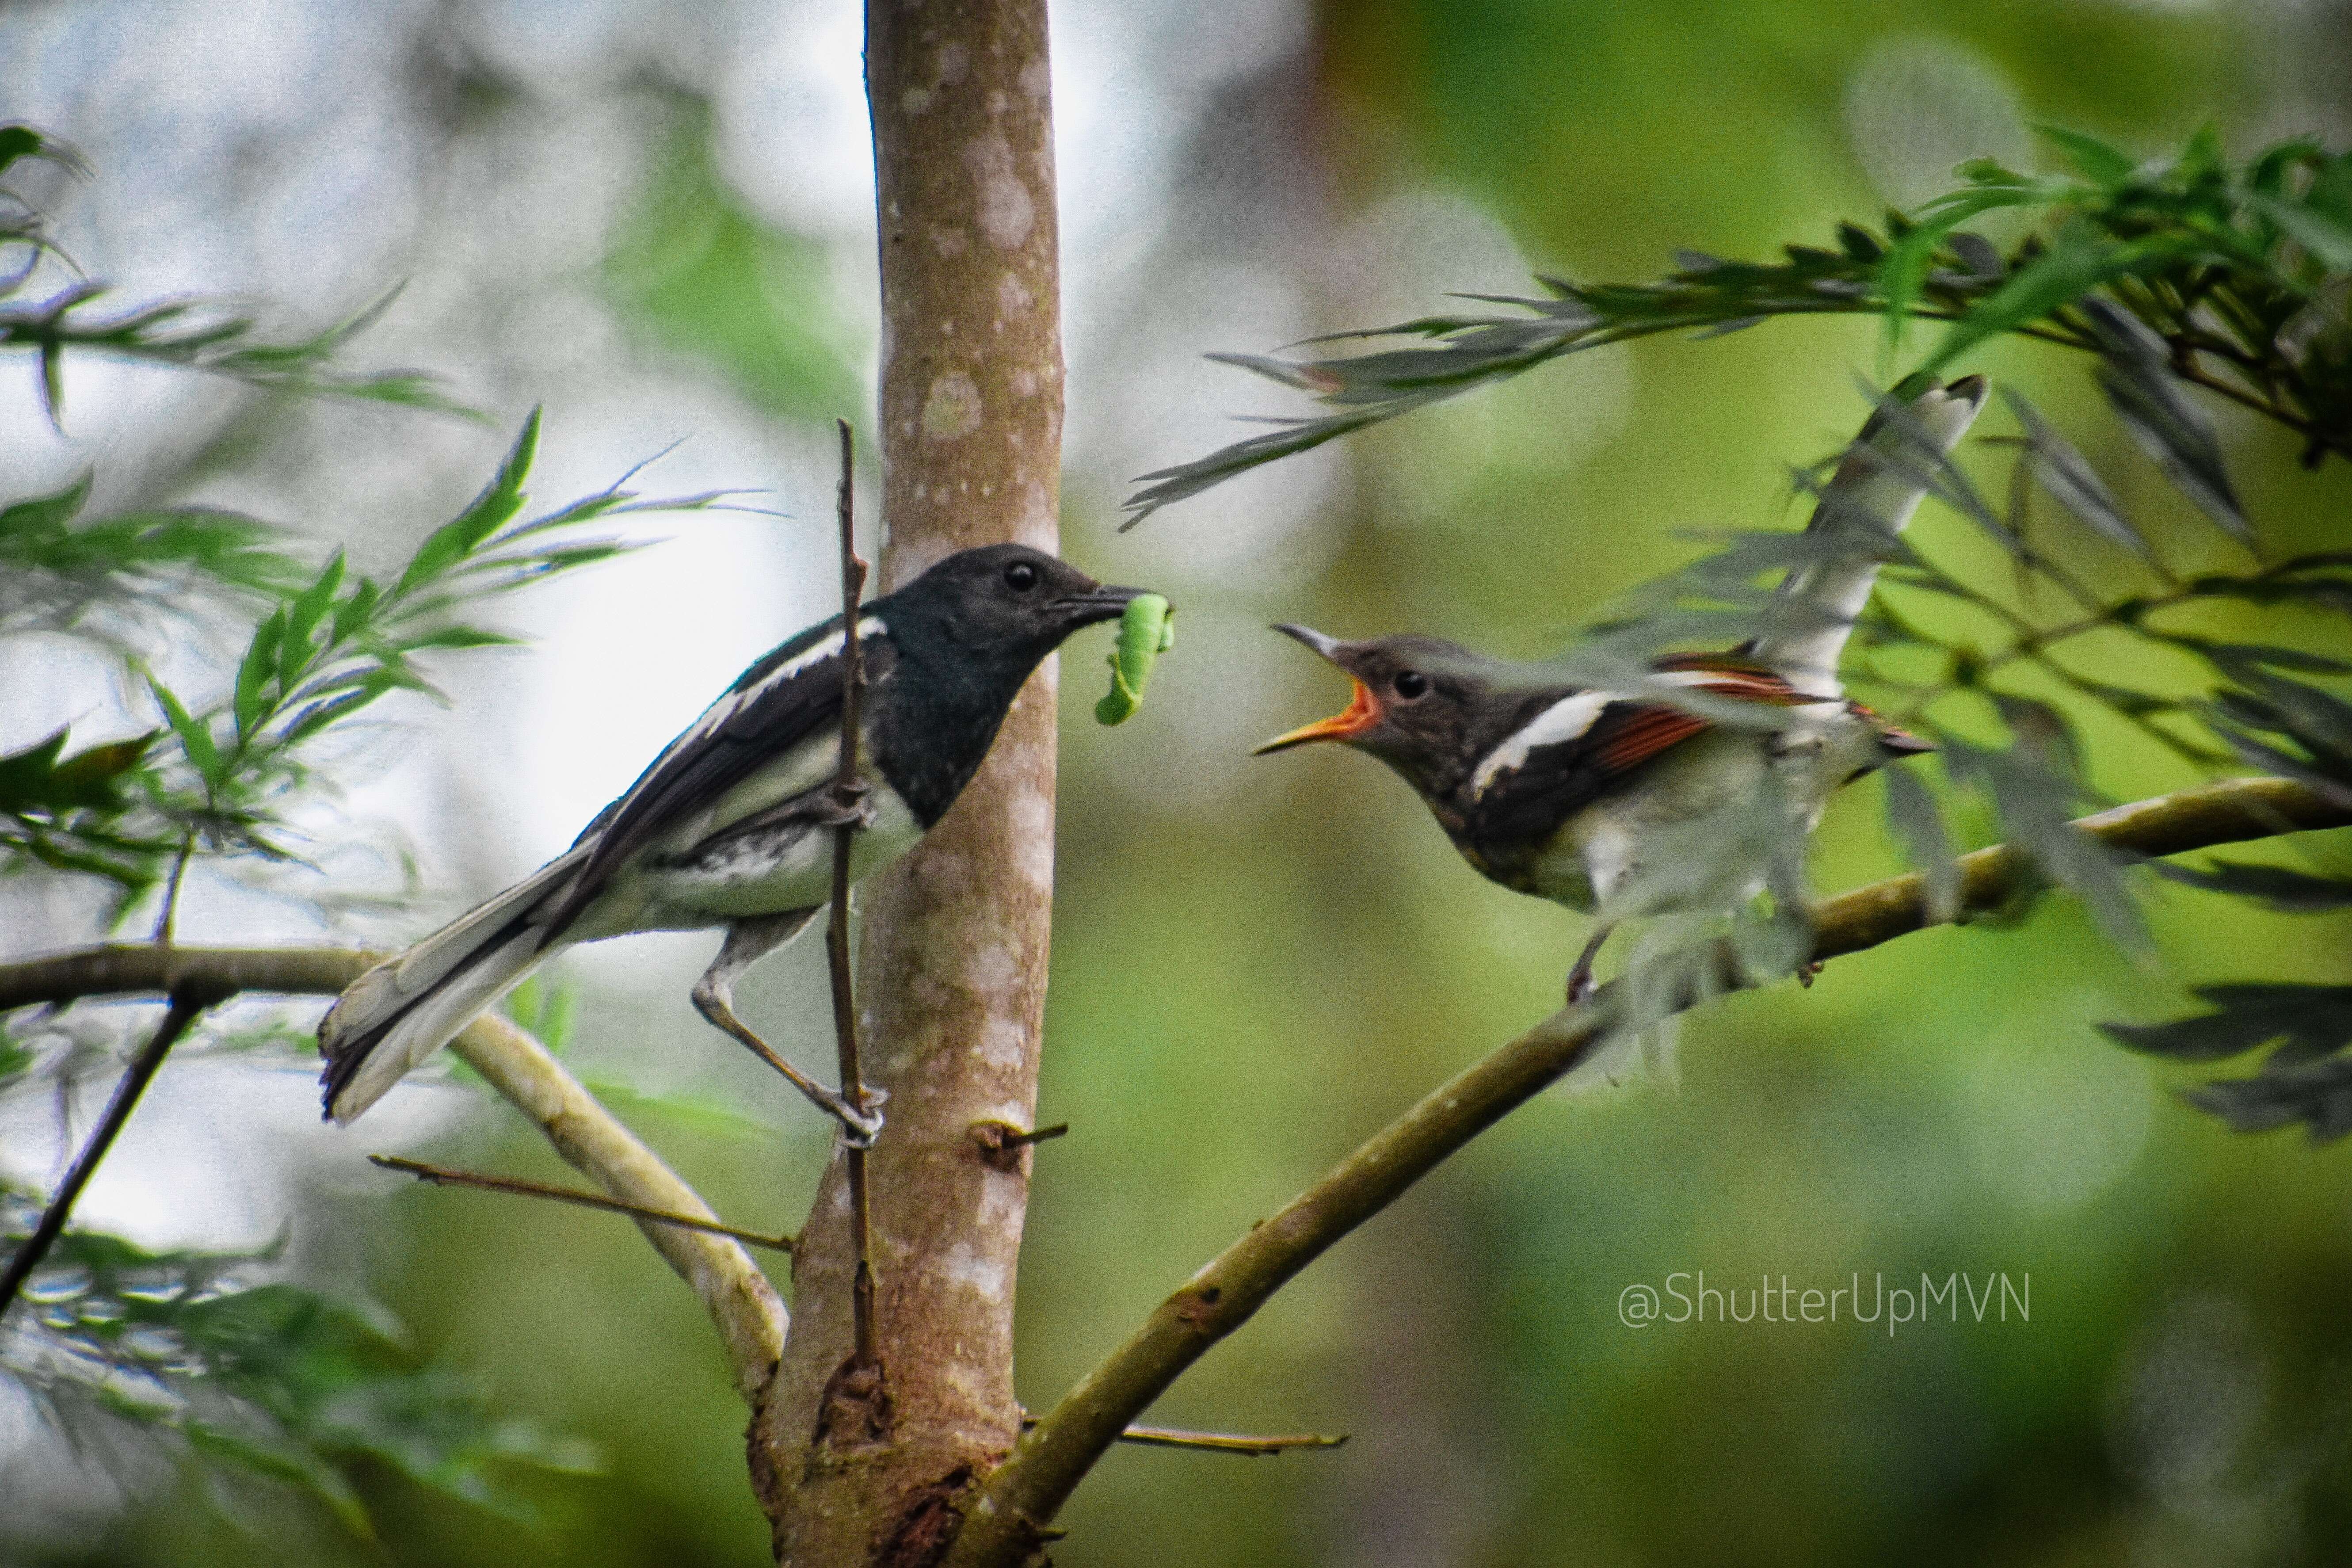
1256, 623, 1379, 754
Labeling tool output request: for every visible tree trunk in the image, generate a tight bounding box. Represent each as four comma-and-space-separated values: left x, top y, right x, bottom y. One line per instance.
751, 2, 1064, 1562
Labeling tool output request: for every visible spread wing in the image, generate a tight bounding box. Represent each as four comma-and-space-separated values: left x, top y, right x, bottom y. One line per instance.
537, 613, 892, 940
1469, 660, 1807, 844
1742, 376, 1986, 694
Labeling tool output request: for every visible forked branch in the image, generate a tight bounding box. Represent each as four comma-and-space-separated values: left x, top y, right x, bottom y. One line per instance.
941, 774, 2352, 1565
0, 946, 788, 1401
6, 776, 2345, 1531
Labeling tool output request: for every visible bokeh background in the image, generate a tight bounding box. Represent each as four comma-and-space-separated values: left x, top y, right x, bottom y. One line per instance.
6, 0, 2352, 1563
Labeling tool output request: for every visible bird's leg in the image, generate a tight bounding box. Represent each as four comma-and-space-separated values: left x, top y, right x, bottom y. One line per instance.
692, 910, 888, 1146
813, 779, 876, 831
1566, 923, 1614, 1007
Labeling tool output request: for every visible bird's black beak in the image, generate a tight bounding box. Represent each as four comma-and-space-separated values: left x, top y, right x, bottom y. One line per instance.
1256, 623, 1379, 755
1053, 583, 1148, 628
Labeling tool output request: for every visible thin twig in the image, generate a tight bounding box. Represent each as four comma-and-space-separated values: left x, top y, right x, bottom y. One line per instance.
0, 986, 222, 1315
827, 416, 878, 1372
1018, 1411, 1345, 1456
939, 774, 2352, 1568
153, 832, 194, 946
0, 948, 787, 1399
368, 1155, 794, 1252
1112, 1423, 1348, 1455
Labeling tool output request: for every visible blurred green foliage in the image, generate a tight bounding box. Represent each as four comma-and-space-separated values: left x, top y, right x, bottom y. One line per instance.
0, 122, 722, 1546
10, 4, 2352, 1568
1, 1183, 598, 1541
605, 107, 865, 423
1132, 127, 2352, 515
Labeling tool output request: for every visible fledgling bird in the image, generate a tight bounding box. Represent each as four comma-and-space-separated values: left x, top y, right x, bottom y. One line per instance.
318, 543, 1147, 1134
1257, 377, 1986, 1002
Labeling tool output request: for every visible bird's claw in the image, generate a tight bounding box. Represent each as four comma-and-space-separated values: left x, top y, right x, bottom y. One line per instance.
1795, 959, 1824, 988
817, 782, 877, 831
833, 1085, 889, 1148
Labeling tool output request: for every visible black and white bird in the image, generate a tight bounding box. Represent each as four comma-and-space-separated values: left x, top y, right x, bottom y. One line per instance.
318, 543, 1147, 1133
1257, 377, 1986, 1001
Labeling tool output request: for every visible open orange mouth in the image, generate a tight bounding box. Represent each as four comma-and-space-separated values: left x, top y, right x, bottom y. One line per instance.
1254, 679, 1380, 754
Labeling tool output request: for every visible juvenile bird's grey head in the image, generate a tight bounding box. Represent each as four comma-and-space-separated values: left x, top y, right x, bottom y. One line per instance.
1256, 624, 1554, 802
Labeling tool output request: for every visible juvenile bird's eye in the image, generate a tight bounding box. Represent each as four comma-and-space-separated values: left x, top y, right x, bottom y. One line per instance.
1003, 561, 1040, 592
1392, 670, 1429, 700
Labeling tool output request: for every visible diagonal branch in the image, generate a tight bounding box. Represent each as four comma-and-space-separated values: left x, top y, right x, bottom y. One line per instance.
942, 774, 2352, 1566
0, 944, 787, 1401
368, 1155, 796, 1253
1, 983, 225, 1314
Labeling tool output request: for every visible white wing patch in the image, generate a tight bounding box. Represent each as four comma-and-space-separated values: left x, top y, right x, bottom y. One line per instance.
1472, 692, 1609, 796
1470, 671, 1736, 797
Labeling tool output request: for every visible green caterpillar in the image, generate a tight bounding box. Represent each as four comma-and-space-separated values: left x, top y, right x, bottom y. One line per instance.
1095, 593, 1174, 725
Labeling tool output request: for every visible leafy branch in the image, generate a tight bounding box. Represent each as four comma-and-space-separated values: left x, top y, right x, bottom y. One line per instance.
5, 782, 2341, 1560
1129, 124, 2352, 1128
944, 775, 2352, 1566
0, 118, 781, 1534
1126, 126, 2352, 521
137, 408, 732, 869
4, 122, 467, 426
2, 1178, 596, 1537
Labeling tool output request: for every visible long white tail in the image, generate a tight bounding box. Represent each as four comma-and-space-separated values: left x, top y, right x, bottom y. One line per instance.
1745, 376, 1987, 694
318, 846, 587, 1124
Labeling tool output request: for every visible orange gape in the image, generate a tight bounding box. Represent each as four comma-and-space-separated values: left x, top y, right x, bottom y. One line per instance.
1259, 677, 1382, 753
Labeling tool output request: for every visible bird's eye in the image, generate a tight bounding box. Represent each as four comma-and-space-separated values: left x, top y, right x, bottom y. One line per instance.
1003, 561, 1040, 592
1392, 670, 1429, 700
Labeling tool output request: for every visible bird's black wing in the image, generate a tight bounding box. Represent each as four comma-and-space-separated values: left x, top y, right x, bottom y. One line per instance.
536, 612, 895, 941
1468, 662, 1804, 850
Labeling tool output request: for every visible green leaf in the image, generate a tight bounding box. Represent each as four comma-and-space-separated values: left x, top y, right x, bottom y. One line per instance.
2146, 860, 2352, 912
1881, 763, 1960, 923
1941, 737, 2146, 952
330, 577, 381, 641
0, 123, 45, 178
0, 473, 95, 538
1878, 186, 2045, 355
2249, 191, 2352, 271
286, 550, 346, 654
1919, 225, 2154, 377
393, 410, 540, 599
1997, 388, 2160, 567
2035, 123, 2139, 186
2101, 984, 2352, 1062
234, 607, 287, 739
400, 625, 522, 651
2077, 299, 2250, 545
146, 675, 221, 787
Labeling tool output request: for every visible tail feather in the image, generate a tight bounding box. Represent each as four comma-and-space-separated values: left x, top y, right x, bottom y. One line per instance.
319, 847, 587, 1125
1746, 375, 1987, 693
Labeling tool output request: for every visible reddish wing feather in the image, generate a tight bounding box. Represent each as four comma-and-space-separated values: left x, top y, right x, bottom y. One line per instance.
1597, 707, 1711, 771
1597, 662, 1807, 773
